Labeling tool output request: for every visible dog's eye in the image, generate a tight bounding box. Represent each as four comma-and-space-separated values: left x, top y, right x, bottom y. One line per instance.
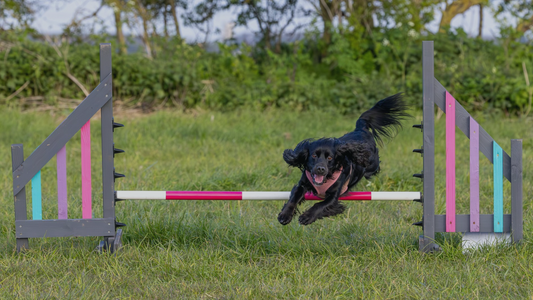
312, 154, 317, 158
327, 156, 332, 161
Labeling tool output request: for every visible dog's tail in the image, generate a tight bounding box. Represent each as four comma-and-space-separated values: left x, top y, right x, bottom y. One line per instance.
355, 93, 410, 145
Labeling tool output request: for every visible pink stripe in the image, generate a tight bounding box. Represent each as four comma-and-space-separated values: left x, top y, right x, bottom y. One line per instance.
470, 118, 480, 232
81, 121, 92, 219
446, 92, 456, 232
164, 191, 373, 200
57, 145, 68, 219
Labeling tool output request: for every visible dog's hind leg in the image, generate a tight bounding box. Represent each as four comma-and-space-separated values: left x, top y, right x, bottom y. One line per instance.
298, 174, 352, 225
320, 201, 346, 218
298, 198, 337, 225
299, 189, 346, 225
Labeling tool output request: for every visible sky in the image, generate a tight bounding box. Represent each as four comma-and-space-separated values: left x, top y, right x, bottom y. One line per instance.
32, 0, 511, 42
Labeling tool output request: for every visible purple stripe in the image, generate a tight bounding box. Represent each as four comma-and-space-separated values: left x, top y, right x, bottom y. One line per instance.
470, 118, 480, 232
57, 145, 68, 219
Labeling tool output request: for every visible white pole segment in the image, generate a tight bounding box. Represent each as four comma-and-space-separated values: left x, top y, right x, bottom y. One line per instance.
242, 191, 292, 200
116, 190, 166, 200
371, 191, 420, 200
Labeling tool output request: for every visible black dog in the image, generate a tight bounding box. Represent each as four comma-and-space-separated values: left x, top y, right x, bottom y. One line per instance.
278, 94, 409, 225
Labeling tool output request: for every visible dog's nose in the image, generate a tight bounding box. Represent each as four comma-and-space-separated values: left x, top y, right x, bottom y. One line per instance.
316, 166, 326, 175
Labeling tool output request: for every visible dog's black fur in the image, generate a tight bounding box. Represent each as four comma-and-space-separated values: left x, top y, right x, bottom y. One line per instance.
278, 94, 410, 225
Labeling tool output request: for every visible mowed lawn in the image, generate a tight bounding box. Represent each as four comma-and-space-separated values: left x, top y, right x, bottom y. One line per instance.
1, 107, 533, 299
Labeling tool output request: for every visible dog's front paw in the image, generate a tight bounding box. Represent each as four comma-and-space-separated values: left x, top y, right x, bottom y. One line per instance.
298, 210, 318, 225
278, 203, 297, 225
278, 210, 294, 225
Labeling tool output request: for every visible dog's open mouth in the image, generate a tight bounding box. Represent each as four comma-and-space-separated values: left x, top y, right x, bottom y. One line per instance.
312, 174, 326, 185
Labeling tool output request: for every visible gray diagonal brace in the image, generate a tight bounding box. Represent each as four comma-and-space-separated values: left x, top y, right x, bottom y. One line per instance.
434, 79, 511, 182
12, 74, 112, 195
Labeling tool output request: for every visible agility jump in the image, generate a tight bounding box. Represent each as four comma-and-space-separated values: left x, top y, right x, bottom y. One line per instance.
10, 41, 523, 253
115, 191, 421, 201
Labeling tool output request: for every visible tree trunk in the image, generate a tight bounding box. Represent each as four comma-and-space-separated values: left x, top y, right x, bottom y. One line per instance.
113, 3, 128, 54
136, 2, 153, 59
163, 5, 169, 37
354, 0, 374, 34
142, 21, 152, 59
151, 22, 158, 58
265, 27, 271, 51
169, 0, 181, 39
275, 34, 281, 53
320, 0, 334, 46
478, 3, 483, 38
439, 0, 484, 32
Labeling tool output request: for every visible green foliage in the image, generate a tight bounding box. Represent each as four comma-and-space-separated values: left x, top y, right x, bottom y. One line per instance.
1, 27, 533, 114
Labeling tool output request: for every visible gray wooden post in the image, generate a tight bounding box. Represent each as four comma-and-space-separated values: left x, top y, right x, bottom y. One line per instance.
12, 144, 29, 252
511, 139, 523, 243
420, 41, 438, 252
100, 43, 116, 249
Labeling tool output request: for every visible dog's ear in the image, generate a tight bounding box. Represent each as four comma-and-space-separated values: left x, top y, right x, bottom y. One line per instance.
283, 139, 310, 169
335, 141, 371, 168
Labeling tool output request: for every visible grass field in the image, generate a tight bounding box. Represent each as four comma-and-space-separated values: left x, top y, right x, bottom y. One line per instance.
1, 107, 533, 299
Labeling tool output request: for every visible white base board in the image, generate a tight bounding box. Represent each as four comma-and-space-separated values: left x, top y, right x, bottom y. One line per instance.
462, 232, 511, 252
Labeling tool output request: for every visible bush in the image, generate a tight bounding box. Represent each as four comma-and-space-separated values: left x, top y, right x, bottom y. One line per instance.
1, 28, 532, 114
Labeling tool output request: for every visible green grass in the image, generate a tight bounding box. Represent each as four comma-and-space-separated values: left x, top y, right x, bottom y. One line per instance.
1, 107, 533, 299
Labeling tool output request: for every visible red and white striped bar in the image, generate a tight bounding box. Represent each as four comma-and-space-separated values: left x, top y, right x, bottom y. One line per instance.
116, 191, 420, 201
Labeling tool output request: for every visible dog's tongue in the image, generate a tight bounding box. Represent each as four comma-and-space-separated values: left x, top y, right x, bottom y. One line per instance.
313, 174, 324, 183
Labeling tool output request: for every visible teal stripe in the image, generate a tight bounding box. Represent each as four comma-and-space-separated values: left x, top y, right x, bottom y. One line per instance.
493, 142, 503, 232
31, 170, 42, 220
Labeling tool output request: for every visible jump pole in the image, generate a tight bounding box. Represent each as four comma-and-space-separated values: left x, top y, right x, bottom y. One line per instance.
116, 191, 421, 201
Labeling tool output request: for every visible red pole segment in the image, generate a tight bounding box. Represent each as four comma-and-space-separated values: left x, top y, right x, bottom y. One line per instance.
166, 191, 243, 200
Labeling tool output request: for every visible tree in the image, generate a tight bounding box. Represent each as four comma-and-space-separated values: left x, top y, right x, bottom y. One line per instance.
376, 0, 440, 32
306, 0, 376, 47
438, 0, 486, 32
106, 0, 128, 54
306, 0, 342, 46
305, 0, 438, 50
132, 0, 154, 58
0, 0, 42, 31
137, 0, 186, 38
183, 0, 228, 44
62, 0, 128, 54
128, 0, 187, 57
232, 0, 304, 52
168, 0, 187, 39
497, 0, 533, 34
